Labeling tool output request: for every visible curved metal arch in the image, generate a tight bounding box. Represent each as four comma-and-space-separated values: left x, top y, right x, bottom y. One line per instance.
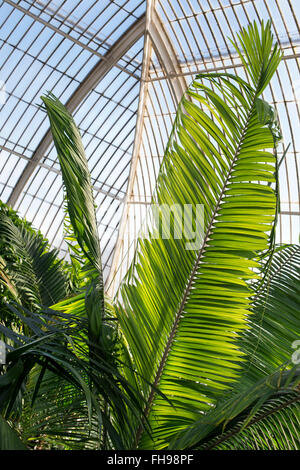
7, 13, 146, 208
105, 1, 188, 294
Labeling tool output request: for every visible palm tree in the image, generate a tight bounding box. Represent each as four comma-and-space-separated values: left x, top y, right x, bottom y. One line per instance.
0, 20, 299, 450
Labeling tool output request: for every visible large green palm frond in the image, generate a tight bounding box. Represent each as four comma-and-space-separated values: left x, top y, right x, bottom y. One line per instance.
113, 20, 282, 448
155, 245, 300, 450
40, 95, 150, 448
241, 244, 300, 387
0, 208, 69, 313
169, 365, 300, 450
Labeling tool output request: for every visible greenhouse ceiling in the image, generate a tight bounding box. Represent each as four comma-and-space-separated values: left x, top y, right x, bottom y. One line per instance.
0, 0, 299, 292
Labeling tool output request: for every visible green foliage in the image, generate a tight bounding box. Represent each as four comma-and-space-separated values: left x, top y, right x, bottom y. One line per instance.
170, 366, 300, 450
0, 20, 299, 451
41, 94, 105, 343
200, 394, 300, 450
41, 94, 102, 277
0, 415, 27, 450
241, 244, 300, 386
0, 303, 147, 449
113, 20, 283, 449
165, 243, 300, 449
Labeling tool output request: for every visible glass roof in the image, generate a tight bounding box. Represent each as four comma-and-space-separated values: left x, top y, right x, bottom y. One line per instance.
0, 0, 299, 292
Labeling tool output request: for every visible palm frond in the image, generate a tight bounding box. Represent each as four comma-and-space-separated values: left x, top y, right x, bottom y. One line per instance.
41, 94, 104, 341
167, 242, 300, 450
0, 302, 148, 449
0, 415, 27, 450
199, 393, 300, 450
0, 211, 69, 311
241, 244, 300, 387
41, 94, 102, 277
19, 366, 102, 449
